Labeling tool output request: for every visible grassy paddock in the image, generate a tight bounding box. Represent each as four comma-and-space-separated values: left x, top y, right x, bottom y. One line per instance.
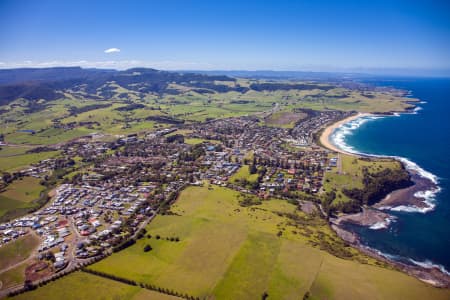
1, 177, 45, 203
0, 177, 46, 218
229, 165, 258, 184
0, 234, 40, 270
10, 271, 142, 300
0, 151, 60, 172
87, 186, 449, 299
265, 111, 307, 128
0, 264, 27, 291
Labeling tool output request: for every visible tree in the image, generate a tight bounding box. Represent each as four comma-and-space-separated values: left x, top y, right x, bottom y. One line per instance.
249, 163, 257, 174
2, 172, 12, 184
143, 244, 152, 252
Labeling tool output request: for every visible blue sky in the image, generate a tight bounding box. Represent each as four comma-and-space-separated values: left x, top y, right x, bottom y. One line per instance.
0, 0, 449, 73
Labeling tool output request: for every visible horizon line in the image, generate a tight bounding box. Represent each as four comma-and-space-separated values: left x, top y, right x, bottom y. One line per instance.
1, 65, 450, 78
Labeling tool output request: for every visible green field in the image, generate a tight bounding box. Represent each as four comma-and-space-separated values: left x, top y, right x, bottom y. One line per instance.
0, 234, 40, 270
323, 154, 403, 206
0, 79, 416, 148
0, 177, 46, 218
1, 177, 45, 203
0, 146, 33, 157
184, 138, 207, 145
87, 186, 449, 299
10, 271, 179, 300
265, 111, 307, 128
0, 264, 27, 291
0, 151, 60, 172
229, 165, 259, 184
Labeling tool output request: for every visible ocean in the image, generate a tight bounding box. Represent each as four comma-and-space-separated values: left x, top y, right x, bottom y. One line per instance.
330, 77, 450, 274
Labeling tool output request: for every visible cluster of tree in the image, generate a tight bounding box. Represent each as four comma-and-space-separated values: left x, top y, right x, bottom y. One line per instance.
249, 157, 258, 174
2, 171, 19, 184
190, 88, 215, 94
238, 193, 262, 207
158, 187, 184, 214
321, 191, 337, 217
188, 81, 248, 93
230, 99, 255, 104
82, 267, 200, 300
136, 228, 147, 239
115, 103, 146, 111
112, 238, 136, 253
82, 268, 138, 286
249, 83, 334, 92
148, 234, 180, 242
0, 83, 61, 104
178, 144, 205, 161
333, 199, 362, 214
68, 103, 111, 115
40, 166, 73, 187
25, 146, 56, 153
146, 115, 185, 124
165, 134, 184, 143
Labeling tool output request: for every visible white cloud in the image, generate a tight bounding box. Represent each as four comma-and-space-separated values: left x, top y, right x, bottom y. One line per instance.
104, 48, 121, 54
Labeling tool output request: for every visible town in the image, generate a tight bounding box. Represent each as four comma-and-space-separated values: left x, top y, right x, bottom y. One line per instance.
0, 108, 353, 292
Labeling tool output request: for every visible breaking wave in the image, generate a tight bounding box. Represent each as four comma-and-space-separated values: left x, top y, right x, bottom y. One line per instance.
409, 259, 450, 276
369, 216, 397, 230
364, 247, 450, 276
329, 113, 440, 213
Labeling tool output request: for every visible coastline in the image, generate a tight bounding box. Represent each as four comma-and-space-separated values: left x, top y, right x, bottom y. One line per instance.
319, 112, 370, 156
330, 223, 450, 288
320, 112, 450, 287
319, 112, 439, 211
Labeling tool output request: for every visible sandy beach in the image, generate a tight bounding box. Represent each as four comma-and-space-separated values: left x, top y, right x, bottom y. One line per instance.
319, 112, 370, 155
319, 111, 450, 286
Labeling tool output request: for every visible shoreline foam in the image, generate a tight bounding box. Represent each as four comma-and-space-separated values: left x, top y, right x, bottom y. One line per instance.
331, 225, 450, 287
321, 111, 450, 286
319, 112, 371, 155
320, 112, 440, 213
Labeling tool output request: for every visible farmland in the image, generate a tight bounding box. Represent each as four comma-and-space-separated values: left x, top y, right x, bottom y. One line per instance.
0, 70, 417, 149
0, 264, 27, 291
0, 177, 47, 218
0, 68, 443, 299
0, 234, 39, 270
87, 186, 449, 299
265, 111, 308, 128
10, 271, 178, 300
0, 150, 60, 173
